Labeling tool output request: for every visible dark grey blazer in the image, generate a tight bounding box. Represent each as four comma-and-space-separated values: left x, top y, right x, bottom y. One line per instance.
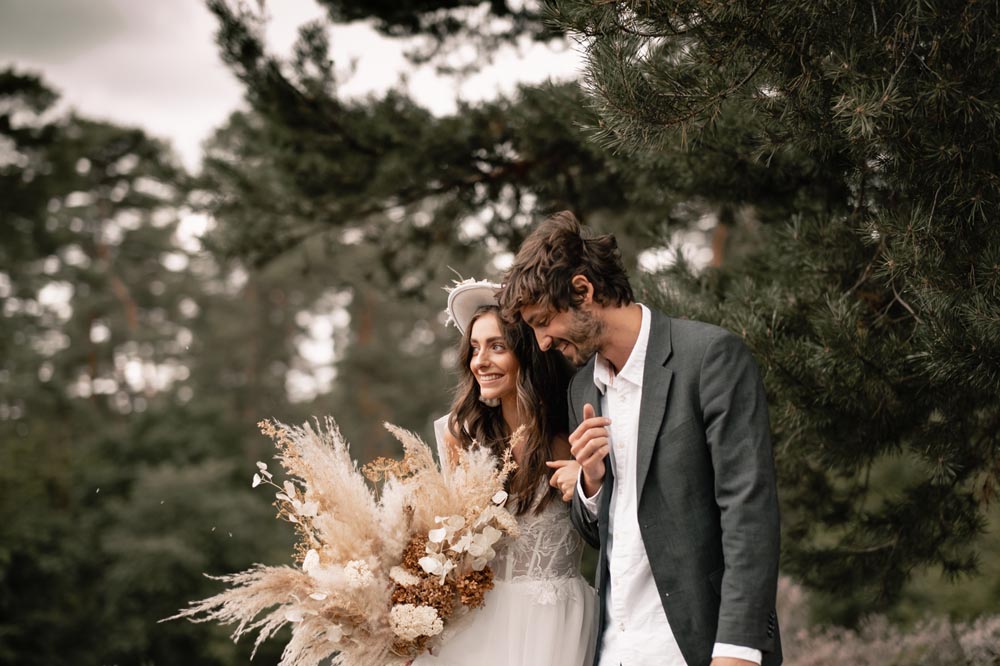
570, 309, 782, 666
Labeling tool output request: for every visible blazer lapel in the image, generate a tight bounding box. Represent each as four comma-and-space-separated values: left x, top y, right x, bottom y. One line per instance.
570, 356, 603, 421
636, 311, 673, 501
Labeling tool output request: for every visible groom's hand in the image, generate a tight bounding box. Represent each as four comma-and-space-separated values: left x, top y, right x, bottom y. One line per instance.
569, 403, 610, 497
710, 659, 758, 666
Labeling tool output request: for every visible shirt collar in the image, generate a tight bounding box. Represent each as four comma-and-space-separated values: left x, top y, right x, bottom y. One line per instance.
593, 303, 651, 394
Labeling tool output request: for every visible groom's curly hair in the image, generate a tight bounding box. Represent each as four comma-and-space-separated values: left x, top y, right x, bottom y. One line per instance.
498, 210, 634, 322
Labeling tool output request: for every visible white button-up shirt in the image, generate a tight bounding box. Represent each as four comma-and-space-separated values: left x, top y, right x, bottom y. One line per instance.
578, 304, 761, 666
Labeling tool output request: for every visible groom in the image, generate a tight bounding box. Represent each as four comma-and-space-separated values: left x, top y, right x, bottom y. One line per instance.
498, 211, 781, 666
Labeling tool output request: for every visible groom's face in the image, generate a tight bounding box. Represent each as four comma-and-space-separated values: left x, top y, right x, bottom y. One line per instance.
521, 302, 604, 367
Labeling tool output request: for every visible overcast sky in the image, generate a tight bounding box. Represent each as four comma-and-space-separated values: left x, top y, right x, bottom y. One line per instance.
0, 0, 581, 171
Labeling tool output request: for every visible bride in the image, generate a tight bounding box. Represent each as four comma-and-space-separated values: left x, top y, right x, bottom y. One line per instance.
415, 279, 597, 666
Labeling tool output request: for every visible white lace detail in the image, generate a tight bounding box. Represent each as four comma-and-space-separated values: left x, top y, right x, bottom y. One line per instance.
433, 416, 587, 607
494, 485, 585, 604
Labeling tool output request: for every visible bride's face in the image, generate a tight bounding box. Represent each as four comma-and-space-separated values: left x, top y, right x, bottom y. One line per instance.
468, 312, 520, 404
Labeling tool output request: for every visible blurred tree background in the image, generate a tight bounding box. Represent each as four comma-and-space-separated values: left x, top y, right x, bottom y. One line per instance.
1, 0, 998, 664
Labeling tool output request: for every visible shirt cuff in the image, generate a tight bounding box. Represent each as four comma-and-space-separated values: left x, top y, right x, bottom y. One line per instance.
712, 643, 762, 664
575, 469, 601, 519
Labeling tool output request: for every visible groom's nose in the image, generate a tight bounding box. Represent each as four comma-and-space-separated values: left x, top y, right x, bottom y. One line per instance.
533, 327, 551, 351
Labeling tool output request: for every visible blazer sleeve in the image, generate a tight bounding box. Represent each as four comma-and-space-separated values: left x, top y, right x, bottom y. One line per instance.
700, 331, 781, 650
566, 379, 600, 548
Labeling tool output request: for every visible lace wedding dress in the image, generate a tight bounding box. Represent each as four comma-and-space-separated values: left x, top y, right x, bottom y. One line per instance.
413, 417, 597, 666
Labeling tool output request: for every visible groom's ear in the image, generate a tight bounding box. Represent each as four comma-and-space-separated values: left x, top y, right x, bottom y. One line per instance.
570, 274, 594, 306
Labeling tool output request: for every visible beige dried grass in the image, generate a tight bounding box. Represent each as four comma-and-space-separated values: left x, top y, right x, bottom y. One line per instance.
164, 417, 518, 666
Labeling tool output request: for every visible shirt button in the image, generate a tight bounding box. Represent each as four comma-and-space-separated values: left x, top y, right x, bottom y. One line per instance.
619, 622, 626, 632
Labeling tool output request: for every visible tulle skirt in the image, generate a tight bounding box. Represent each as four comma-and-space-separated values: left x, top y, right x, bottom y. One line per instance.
414, 576, 597, 666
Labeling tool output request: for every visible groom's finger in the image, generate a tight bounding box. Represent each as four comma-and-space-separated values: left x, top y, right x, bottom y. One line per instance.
578, 438, 609, 460
569, 424, 610, 458
576, 437, 609, 466
570, 403, 610, 450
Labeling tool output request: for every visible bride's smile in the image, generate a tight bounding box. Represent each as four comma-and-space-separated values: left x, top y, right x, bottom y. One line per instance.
469, 312, 519, 403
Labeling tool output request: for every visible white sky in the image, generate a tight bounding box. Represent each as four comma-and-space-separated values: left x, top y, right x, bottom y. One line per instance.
0, 0, 583, 171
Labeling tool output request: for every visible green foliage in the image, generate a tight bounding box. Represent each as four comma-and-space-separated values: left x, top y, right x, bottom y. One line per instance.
197, 1, 726, 457
5, 0, 1000, 659
777, 576, 1000, 665
201, 0, 713, 274
897, 502, 1000, 624
204, 0, 1000, 620
552, 0, 1000, 619
313, 0, 557, 66
0, 68, 293, 665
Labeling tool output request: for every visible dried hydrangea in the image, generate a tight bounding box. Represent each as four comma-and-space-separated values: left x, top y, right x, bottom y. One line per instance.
389, 565, 422, 587
455, 568, 494, 608
344, 559, 374, 588
389, 604, 444, 641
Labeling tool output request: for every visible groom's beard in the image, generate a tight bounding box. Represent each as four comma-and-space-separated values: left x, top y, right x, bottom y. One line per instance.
556, 308, 605, 367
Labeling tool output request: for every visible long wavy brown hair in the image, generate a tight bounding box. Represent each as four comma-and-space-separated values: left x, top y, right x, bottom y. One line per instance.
448, 305, 572, 515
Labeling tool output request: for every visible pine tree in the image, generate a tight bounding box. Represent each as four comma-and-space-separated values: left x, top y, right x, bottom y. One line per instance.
547, 0, 1000, 618
196, 2, 722, 452
314, 0, 557, 65
0, 68, 297, 665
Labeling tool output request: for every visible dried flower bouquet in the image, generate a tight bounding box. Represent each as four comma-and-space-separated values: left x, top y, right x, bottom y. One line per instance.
165, 417, 518, 666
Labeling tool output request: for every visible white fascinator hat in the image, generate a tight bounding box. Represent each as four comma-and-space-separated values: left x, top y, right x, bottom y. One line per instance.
445, 278, 502, 335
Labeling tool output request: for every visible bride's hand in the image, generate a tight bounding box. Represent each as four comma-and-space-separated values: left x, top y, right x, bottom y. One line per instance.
546, 459, 581, 502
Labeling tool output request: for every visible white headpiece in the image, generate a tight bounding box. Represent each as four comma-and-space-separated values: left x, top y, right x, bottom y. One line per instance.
444, 278, 501, 335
